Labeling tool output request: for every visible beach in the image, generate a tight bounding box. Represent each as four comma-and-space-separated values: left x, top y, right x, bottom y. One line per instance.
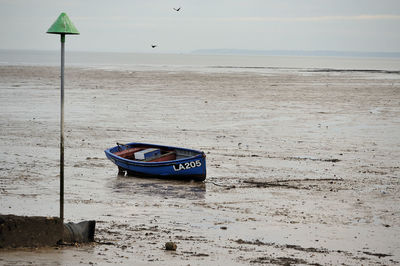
0, 65, 399, 265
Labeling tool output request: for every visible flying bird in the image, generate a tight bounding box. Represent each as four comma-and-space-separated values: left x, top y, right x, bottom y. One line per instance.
173, 7, 181, 11
151, 45, 157, 48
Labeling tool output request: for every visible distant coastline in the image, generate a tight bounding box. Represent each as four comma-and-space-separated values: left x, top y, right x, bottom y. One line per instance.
1, 48, 400, 59
1, 49, 399, 71
191, 49, 400, 58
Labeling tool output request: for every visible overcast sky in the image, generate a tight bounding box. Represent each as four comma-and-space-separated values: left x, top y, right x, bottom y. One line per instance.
0, 0, 400, 53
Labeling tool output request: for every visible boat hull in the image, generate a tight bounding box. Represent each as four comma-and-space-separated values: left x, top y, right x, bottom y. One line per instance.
105, 142, 206, 181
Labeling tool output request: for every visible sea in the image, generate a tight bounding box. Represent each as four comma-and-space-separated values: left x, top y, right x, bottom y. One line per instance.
1, 49, 400, 73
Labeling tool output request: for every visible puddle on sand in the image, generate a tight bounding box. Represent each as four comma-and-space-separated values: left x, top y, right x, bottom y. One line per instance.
109, 176, 206, 200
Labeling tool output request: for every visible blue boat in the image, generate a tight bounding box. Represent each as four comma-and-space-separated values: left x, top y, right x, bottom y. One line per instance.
105, 142, 206, 181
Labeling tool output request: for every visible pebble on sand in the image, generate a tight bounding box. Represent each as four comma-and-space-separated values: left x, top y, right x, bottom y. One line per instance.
165, 241, 177, 251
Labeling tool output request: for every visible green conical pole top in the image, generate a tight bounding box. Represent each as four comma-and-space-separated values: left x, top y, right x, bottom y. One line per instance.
47, 12, 79, 35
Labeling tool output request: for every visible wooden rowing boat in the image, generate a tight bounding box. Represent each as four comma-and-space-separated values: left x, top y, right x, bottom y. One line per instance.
105, 142, 206, 181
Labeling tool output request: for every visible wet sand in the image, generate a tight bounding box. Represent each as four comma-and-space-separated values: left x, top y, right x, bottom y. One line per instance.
0, 65, 399, 265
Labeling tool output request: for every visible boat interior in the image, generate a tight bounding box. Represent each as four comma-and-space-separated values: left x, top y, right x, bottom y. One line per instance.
113, 144, 199, 162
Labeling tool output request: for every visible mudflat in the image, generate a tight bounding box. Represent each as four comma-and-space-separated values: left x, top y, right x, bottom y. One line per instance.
0, 65, 399, 265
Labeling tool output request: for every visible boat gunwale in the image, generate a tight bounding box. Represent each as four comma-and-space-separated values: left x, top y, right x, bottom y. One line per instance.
104, 142, 205, 167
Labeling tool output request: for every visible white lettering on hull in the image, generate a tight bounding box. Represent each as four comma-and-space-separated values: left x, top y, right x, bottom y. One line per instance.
173, 160, 201, 171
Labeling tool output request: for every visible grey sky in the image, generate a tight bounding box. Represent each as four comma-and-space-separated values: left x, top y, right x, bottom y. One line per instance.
1, 0, 399, 53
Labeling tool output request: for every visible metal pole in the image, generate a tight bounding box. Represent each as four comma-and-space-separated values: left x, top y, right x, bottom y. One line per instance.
60, 33, 65, 228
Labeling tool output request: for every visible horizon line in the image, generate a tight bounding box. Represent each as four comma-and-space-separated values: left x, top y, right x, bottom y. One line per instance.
1, 48, 400, 58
